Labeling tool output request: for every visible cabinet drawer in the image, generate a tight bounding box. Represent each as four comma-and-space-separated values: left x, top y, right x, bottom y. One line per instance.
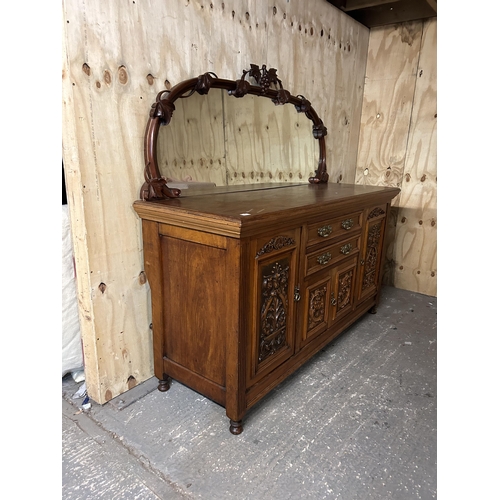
306, 211, 362, 248
305, 236, 360, 276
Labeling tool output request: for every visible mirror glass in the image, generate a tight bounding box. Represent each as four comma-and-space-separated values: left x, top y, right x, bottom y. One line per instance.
156, 89, 317, 187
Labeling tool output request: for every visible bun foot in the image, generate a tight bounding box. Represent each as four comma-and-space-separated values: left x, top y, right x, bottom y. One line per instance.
369, 305, 378, 314
158, 378, 170, 392
229, 419, 243, 435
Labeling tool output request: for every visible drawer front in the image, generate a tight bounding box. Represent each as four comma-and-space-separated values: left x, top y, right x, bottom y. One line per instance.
306, 211, 362, 247
305, 236, 360, 276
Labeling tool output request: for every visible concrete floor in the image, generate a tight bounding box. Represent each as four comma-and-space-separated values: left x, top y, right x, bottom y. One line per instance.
62, 285, 437, 499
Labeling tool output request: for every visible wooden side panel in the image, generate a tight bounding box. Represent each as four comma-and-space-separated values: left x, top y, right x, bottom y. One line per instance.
61, 0, 369, 402
355, 18, 437, 297
161, 233, 229, 387
393, 18, 437, 295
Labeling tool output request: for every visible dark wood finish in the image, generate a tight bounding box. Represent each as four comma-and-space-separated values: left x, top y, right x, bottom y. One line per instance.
134, 183, 399, 433
141, 66, 329, 201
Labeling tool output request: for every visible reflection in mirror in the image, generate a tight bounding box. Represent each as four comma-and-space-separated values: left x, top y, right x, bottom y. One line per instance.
223, 93, 317, 185
156, 90, 226, 186
156, 90, 317, 187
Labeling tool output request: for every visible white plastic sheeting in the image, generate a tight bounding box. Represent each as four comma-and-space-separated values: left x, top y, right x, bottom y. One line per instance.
62, 205, 84, 376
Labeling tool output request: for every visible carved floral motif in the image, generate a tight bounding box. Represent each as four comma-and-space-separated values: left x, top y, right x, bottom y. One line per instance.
368, 207, 385, 219
259, 260, 290, 363
362, 222, 382, 291
338, 269, 354, 311
308, 285, 327, 331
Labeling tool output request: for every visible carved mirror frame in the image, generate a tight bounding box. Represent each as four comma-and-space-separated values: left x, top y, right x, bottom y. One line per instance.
141, 64, 329, 201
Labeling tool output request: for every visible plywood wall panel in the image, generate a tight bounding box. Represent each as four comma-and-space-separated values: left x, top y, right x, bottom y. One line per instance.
265, 0, 369, 184
62, 0, 369, 402
355, 22, 423, 190
356, 18, 436, 297
392, 18, 437, 296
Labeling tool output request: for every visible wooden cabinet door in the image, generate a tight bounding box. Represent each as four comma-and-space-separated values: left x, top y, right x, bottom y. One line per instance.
297, 255, 358, 350
358, 206, 387, 302
329, 257, 358, 325
247, 230, 300, 387
297, 267, 333, 350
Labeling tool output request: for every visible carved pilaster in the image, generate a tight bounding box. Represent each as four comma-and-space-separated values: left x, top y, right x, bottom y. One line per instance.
362, 222, 382, 291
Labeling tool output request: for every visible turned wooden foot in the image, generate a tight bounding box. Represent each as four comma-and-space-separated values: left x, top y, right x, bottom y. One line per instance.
229, 419, 243, 435
157, 378, 170, 392
369, 305, 378, 314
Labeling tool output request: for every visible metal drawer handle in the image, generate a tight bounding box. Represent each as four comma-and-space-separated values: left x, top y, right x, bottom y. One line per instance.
294, 286, 301, 302
330, 293, 337, 306
340, 243, 352, 255
341, 218, 354, 230
317, 252, 332, 265
317, 225, 332, 237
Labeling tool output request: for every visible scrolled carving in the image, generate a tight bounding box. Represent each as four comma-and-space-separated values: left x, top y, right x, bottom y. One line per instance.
150, 99, 176, 124
195, 71, 218, 95
228, 78, 251, 98
140, 175, 181, 201
256, 236, 295, 258
272, 88, 291, 105
294, 95, 312, 114
368, 207, 386, 219
313, 122, 328, 139
309, 167, 329, 184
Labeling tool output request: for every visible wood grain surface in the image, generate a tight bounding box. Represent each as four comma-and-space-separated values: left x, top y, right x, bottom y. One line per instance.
355, 18, 436, 297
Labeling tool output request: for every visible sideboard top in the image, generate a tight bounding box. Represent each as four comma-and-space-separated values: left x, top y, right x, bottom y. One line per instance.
134, 183, 400, 238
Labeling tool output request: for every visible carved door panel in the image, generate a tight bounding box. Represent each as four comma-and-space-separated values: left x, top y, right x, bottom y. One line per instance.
358, 206, 386, 302
297, 268, 333, 350
329, 257, 358, 326
247, 230, 300, 387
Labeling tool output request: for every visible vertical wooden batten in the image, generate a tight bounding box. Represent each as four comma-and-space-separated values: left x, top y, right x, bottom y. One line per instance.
62, 0, 370, 402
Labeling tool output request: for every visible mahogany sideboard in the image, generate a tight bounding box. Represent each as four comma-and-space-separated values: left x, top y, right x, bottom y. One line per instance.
133, 182, 400, 434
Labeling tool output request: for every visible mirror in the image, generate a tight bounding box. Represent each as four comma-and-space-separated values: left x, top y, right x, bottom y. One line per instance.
156, 91, 318, 187
142, 65, 328, 201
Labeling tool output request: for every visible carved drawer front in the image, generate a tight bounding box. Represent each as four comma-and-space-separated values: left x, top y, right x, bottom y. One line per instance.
305, 235, 360, 277
306, 211, 362, 248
